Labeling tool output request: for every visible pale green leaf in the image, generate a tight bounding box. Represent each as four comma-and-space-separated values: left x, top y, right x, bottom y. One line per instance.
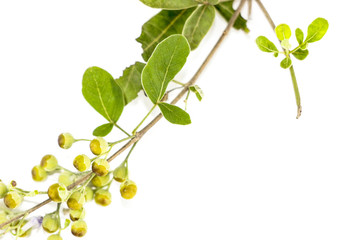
183, 5, 215, 50
305, 17, 329, 43
158, 102, 191, 125
256, 36, 278, 53
136, 8, 195, 61
214, 1, 248, 31
189, 85, 203, 101
93, 123, 114, 137
204, 0, 219, 4
301, 42, 308, 50
139, 0, 198, 10
142, 35, 190, 104
292, 49, 309, 60
295, 28, 304, 44
280, 58, 292, 69
275, 24, 291, 41
281, 39, 291, 51
116, 62, 145, 105
82, 67, 124, 124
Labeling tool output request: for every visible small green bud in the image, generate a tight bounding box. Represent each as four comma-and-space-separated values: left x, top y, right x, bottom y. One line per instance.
71, 220, 87, 237
4, 191, 23, 209
120, 180, 137, 200
92, 159, 110, 177
48, 183, 68, 203
94, 189, 112, 207
90, 137, 108, 155
48, 234, 63, 240
40, 155, 58, 172
73, 154, 91, 172
70, 208, 85, 222
0, 181, 8, 199
58, 133, 75, 149
113, 165, 128, 183
31, 165, 48, 182
91, 174, 110, 187
67, 191, 85, 210
42, 213, 60, 233
58, 172, 75, 187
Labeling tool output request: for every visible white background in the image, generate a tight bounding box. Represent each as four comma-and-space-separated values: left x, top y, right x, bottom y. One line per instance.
0, 0, 359, 239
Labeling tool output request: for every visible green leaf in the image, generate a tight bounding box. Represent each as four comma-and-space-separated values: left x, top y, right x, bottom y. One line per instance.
189, 85, 204, 101
281, 39, 291, 51
82, 67, 124, 124
93, 123, 114, 137
214, 1, 249, 31
136, 8, 195, 61
204, 0, 219, 4
139, 0, 198, 10
142, 35, 190, 104
295, 28, 304, 44
158, 102, 191, 125
116, 62, 145, 105
280, 58, 292, 69
305, 17, 329, 43
292, 49, 309, 60
256, 36, 278, 53
183, 5, 216, 50
301, 42, 308, 50
275, 24, 291, 41
63, 219, 71, 229
274, 52, 279, 57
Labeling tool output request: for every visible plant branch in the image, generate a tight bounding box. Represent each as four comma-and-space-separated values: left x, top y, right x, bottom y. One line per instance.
0, 1, 246, 229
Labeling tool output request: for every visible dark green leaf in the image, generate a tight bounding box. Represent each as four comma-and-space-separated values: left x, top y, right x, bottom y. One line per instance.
292, 49, 309, 60
158, 102, 191, 125
136, 8, 195, 61
295, 28, 304, 44
139, 0, 198, 10
305, 17, 329, 43
93, 123, 114, 137
280, 58, 292, 69
82, 67, 124, 123
183, 5, 216, 50
189, 85, 203, 101
116, 62, 145, 105
142, 35, 190, 104
275, 24, 291, 41
256, 36, 278, 53
214, 1, 249, 31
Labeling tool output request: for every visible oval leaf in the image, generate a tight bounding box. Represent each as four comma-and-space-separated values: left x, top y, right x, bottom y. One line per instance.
116, 62, 145, 105
139, 0, 198, 10
256, 36, 278, 53
183, 5, 216, 50
292, 49, 309, 61
82, 67, 124, 123
275, 24, 291, 41
136, 8, 195, 61
93, 123, 114, 137
158, 102, 191, 125
280, 58, 292, 69
142, 35, 190, 104
189, 85, 204, 101
295, 28, 304, 44
305, 17, 329, 43
215, 1, 248, 31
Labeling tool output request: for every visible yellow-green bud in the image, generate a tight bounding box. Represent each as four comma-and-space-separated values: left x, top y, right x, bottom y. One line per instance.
90, 137, 108, 155
73, 154, 91, 172
58, 172, 75, 187
48, 234, 63, 240
58, 132, 75, 149
42, 213, 60, 233
40, 155, 58, 172
84, 187, 94, 202
0, 181, 8, 199
70, 208, 85, 222
91, 174, 110, 187
113, 165, 128, 183
92, 159, 110, 176
67, 191, 85, 210
71, 220, 87, 237
4, 191, 23, 209
94, 189, 112, 207
31, 165, 48, 182
48, 183, 68, 203
120, 180, 137, 200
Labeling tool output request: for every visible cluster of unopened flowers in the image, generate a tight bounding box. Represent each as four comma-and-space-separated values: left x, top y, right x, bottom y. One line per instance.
0, 133, 137, 239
